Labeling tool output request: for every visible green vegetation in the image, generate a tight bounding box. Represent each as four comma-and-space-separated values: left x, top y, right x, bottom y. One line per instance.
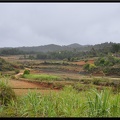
22, 73, 60, 81
0, 48, 24, 55
82, 54, 120, 76
111, 43, 120, 53
94, 55, 120, 67
86, 88, 120, 117
0, 84, 119, 117
0, 42, 119, 61
23, 69, 30, 75
0, 58, 15, 71
83, 63, 96, 72
0, 78, 16, 106
94, 55, 120, 76
72, 83, 94, 91
0, 42, 119, 117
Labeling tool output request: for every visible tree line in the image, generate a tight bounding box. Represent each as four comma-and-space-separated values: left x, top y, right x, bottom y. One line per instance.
0, 43, 119, 61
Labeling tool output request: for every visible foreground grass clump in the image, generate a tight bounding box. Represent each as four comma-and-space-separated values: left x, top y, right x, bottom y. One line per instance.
0, 78, 16, 106
86, 89, 111, 117
0, 85, 119, 117
22, 73, 60, 81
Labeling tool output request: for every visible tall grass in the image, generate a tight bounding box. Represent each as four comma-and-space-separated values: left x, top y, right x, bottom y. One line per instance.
110, 94, 120, 117
86, 88, 112, 117
17, 86, 86, 117
0, 85, 119, 117
0, 78, 16, 106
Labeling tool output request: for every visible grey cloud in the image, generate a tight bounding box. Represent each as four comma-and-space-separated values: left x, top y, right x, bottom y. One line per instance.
0, 3, 120, 47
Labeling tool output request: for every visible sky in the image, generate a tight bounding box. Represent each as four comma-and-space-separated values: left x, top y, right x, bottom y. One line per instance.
0, 2, 120, 47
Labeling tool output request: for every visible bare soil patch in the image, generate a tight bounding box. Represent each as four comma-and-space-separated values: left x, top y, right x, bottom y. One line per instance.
9, 79, 60, 96
9, 79, 47, 89
73, 59, 94, 65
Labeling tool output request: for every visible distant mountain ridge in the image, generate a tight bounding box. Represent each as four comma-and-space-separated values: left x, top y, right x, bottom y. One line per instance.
66, 43, 83, 48
17, 43, 86, 52
0, 42, 116, 53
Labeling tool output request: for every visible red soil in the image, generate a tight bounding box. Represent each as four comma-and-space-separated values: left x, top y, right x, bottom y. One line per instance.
9, 79, 60, 96
73, 59, 94, 65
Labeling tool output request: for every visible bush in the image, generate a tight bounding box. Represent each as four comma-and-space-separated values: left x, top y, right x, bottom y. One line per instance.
83, 63, 96, 72
103, 67, 110, 75
0, 79, 16, 105
89, 64, 97, 71
95, 56, 120, 67
23, 69, 30, 75
83, 63, 90, 72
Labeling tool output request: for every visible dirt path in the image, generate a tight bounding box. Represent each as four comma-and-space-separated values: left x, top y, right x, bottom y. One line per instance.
9, 79, 60, 96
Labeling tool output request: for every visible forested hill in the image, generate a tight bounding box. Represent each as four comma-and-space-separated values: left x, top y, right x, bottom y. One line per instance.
17, 43, 84, 52
0, 42, 119, 55
16, 42, 115, 53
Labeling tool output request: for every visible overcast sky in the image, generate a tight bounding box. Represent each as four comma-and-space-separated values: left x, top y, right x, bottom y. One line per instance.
0, 3, 120, 47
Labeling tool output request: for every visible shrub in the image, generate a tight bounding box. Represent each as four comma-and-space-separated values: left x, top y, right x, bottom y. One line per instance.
83, 63, 90, 72
0, 79, 16, 105
103, 67, 110, 74
23, 69, 30, 75
89, 64, 97, 72
83, 63, 96, 73
95, 56, 120, 67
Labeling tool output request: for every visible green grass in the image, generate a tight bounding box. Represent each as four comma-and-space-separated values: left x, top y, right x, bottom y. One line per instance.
0, 77, 120, 117
0, 85, 120, 117
0, 78, 16, 106
86, 88, 111, 117
22, 74, 61, 81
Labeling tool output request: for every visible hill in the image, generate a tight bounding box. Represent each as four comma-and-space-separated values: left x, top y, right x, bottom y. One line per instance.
17, 43, 84, 53
67, 43, 83, 48
0, 58, 15, 71
0, 42, 117, 54
17, 42, 114, 53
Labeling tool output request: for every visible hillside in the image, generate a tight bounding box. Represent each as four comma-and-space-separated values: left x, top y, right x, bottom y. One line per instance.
18, 44, 63, 53
17, 43, 83, 53
67, 43, 83, 48
0, 42, 118, 54
17, 42, 115, 53
0, 58, 15, 71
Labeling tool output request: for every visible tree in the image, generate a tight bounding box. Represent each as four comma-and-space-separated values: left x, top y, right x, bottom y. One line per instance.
111, 43, 120, 53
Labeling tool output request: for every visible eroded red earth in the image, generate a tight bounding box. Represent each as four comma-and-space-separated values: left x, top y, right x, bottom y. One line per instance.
73, 59, 94, 65
9, 79, 60, 96
8, 59, 96, 96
